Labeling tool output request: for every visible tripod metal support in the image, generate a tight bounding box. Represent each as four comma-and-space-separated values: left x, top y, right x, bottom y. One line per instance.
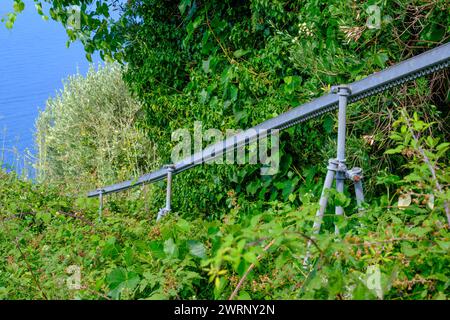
304, 85, 365, 266
157, 164, 175, 221
312, 85, 365, 235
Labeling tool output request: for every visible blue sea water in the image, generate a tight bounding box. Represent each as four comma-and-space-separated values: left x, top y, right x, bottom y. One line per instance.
0, 0, 100, 175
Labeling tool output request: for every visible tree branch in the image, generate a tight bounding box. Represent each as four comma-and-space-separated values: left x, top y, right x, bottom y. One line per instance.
228, 239, 276, 300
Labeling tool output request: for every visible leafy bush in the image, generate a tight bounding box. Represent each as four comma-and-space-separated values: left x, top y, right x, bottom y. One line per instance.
35, 64, 160, 192
1, 112, 448, 300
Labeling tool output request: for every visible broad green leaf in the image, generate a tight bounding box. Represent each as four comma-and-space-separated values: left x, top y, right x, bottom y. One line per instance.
37, 211, 51, 224
384, 145, 403, 154
233, 49, 250, 58
220, 66, 234, 85
238, 291, 251, 299
149, 241, 165, 259
436, 240, 450, 251
243, 252, 258, 264
401, 244, 419, 257
436, 142, 449, 152
176, 219, 191, 233
13, 1, 25, 13
373, 52, 388, 68
229, 84, 238, 101
106, 268, 140, 299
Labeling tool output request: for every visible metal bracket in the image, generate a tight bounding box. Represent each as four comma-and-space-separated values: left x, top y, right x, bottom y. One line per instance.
330, 84, 351, 95
346, 167, 363, 182
157, 208, 170, 221
327, 158, 347, 173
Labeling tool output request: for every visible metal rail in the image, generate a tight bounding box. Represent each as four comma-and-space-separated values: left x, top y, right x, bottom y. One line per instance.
88, 42, 450, 198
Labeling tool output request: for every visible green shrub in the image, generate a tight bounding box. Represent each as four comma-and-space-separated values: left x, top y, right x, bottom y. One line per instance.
35, 64, 160, 192
1, 110, 448, 299
115, 0, 449, 217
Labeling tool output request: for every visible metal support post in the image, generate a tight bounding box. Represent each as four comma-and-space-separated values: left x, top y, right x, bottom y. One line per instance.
157, 164, 175, 221
333, 85, 350, 233
98, 189, 104, 222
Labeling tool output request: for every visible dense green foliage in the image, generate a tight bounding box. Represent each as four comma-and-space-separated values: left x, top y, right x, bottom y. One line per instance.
1, 112, 449, 299
5, 1, 450, 215
111, 0, 450, 216
2, 0, 449, 300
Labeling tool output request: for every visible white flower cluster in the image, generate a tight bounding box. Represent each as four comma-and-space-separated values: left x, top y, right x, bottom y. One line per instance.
290, 22, 314, 43
298, 22, 314, 37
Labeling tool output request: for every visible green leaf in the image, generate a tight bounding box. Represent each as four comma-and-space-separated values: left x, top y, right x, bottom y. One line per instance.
420, 23, 445, 42
373, 52, 388, 68
384, 145, 403, 154
323, 115, 334, 134
436, 240, 450, 251
13, 1, 25, 13
147, 292, 167, 299
401, 244, 419, 257
234, 110, 247, 123
123, 247, 134, 266
34, 2, 43, 15
5, 20, 14, 29
246, 180, 260, 195
288, 193, 296, 202
102, 236, 120, 259
410, 227, 431, 237
176, 219, 191, 233
233, 49, 250, 58
238, 291, 251, 299
436, 142, 449, 152
284, 76, 293, 85
148, 241, 165, 259
37, 211, 51, 224
221, 66, 234, 85
229, 84, 238, 101
376, 173, 400, 185
106, 268, 140, 299
243, 252, 258, 264
335, 192, 350, 207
